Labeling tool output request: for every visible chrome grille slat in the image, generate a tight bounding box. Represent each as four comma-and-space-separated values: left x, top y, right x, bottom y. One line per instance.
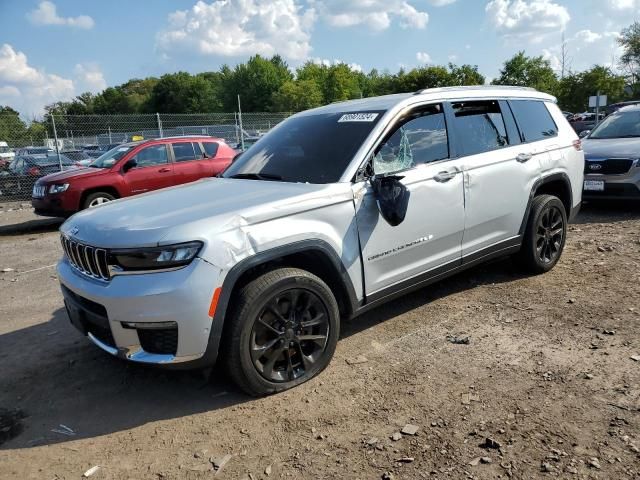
60, 234, 110, 280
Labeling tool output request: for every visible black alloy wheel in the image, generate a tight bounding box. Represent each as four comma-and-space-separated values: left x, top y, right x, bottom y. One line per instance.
250, 288, 330, 382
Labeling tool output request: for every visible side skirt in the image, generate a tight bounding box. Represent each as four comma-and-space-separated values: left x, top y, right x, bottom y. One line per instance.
352, 236, 522, 318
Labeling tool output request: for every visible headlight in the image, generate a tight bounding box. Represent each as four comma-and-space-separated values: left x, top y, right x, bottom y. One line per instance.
49, 183, 69, 194
110, 241, 203, 272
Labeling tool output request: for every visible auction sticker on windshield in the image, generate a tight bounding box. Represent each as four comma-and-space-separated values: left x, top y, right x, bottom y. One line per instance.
338, 113, 379, 122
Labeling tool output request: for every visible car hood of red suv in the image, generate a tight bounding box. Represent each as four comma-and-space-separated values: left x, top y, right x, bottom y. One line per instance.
37, 166, 107, 184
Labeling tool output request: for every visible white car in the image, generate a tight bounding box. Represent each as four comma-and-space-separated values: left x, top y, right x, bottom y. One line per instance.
57, 86, 584, 396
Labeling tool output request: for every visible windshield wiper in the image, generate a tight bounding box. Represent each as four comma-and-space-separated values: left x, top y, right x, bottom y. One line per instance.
228, 173, 283, 181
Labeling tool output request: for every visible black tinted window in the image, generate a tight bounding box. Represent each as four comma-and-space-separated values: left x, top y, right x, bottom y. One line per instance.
203, 142, 219, 157
374, 104, 448, 174
133, 145, 168, 167
509, 100, 557, 142
223, 111, 384, 183
451, 100, 508, 156
172, 142, 199, 162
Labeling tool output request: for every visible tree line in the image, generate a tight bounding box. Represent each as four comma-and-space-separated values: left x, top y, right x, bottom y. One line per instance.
2, 21, 640, 143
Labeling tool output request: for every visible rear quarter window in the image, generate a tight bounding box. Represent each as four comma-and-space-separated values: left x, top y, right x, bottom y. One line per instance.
509, 100, 558, 142
203, 142, 219, 158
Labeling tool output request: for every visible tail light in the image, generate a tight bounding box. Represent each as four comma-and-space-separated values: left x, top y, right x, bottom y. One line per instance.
572, 139, 582, 151
28, 167, 41, 175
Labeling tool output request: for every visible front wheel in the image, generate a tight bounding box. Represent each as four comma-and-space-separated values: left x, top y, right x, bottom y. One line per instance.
514, 194, 567, 274
224, 268, 340, 396
83, 191, 115, 209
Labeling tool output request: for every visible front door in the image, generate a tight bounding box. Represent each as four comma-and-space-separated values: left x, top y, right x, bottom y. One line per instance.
354, 103, 466, 297
122, 144, 174, 195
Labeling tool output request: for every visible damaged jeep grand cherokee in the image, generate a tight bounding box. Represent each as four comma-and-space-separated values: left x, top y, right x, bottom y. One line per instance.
57, 87, 584, 396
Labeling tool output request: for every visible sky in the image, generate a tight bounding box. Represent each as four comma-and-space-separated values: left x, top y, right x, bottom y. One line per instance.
0, 0, 638, 117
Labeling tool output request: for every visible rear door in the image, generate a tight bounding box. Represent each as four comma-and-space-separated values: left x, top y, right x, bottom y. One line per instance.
170, 141, 210, 185
450, 99, 542, 256
122, 144, 174, 195
202, 140, 234, 175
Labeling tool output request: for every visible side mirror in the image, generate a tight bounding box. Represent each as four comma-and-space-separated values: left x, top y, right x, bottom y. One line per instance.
370, 175, 410, 227
122, 158, 137, 172
579, 130, 591, 138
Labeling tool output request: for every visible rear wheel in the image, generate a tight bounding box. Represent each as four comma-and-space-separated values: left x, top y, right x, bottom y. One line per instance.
514, 194, 567, 274
224, 268, 340, 396
83, 191, 115, 209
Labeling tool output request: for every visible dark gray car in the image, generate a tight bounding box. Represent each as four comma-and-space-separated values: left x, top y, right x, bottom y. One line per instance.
582, 105, 640, 199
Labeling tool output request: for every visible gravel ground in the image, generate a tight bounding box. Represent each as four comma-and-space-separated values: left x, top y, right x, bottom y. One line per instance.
0, 203, 638, 480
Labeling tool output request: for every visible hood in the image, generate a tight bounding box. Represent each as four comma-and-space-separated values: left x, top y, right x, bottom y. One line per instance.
38, 166, 106, 184
583, 138, 640, 160
60, 178, 354, 248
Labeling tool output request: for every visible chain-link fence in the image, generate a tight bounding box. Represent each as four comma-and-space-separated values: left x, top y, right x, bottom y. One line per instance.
0, 112, 291, 204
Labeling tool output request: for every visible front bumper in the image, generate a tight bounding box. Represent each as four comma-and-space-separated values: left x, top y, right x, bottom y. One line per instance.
582, 179, 640, 200
58, 256, 223, 367
32, 195, 74, 217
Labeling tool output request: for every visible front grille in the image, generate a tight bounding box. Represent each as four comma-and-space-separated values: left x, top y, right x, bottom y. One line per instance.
61, 235, 110, 280
585, 159, 634, 175
32, 185, 46, 198
138, 327, 178, 355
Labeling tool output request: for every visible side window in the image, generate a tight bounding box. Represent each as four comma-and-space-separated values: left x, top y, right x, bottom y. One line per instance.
203, 142, 219, 158
132, 145, 168, 167
509, 100, 558, 142
172, 142, 199, 162
451, 100, 509, 156
374, 104, 448, 175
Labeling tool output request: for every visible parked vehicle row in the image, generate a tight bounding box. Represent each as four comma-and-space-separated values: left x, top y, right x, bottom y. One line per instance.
0, 153, 76, 196
54, 86, 584, 396
32, 136, 236, 215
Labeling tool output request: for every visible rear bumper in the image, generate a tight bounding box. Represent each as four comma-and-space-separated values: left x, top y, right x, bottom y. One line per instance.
58, 256, 225, 369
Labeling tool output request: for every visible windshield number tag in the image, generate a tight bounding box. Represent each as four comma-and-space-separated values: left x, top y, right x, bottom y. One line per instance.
338, 113, 379, 123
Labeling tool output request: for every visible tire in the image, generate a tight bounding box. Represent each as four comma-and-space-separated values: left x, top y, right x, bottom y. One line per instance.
224, 267, 340, 396
514, 194, 567, 274
83, 191, 115, 209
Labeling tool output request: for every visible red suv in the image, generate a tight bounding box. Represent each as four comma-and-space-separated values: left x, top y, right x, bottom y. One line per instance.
32, 136, 236, 217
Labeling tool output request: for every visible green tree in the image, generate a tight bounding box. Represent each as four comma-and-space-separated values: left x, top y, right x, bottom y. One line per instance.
0, 106, 28, 144
448, 64, 485, 86
220, 55, 293, 111
323, 64, 363, 102
146, 72, 219, 113
271, 80, 323, 112
619, 21, 640, 91
556, 66, 626, 112
398, 66, 452, 92
492, 51, 558, 94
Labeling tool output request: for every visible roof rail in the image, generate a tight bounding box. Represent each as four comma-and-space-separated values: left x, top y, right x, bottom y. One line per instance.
413, 85, 538, 95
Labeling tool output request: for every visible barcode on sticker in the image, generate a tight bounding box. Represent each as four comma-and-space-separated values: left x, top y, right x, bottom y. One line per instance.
338, 113, 379, 123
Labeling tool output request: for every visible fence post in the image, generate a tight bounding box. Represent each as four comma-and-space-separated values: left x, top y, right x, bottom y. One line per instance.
237, 95, 245, 151
157, 113, 164, 138
108, 126, 112, 144
51, 114, 63, 171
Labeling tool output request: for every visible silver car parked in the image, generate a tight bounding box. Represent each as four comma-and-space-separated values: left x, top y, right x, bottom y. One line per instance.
57, 86, 584, 396
582, 105, 640, 199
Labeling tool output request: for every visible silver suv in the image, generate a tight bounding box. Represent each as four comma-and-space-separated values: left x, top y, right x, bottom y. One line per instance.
582, 105, 640, 199
57, 87, 584, 396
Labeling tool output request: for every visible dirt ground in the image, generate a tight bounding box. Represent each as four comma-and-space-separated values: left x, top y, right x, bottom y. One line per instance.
0, 202, 638, 480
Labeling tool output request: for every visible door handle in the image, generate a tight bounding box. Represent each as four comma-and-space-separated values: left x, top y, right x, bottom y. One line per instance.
516, 152, 533, 163
158, 167, 171, 173
433, 170, 458, 183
